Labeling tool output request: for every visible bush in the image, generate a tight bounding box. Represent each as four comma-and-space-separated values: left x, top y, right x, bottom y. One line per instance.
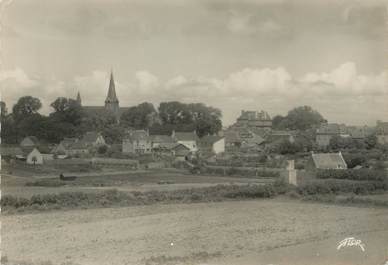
1, 183, 291, 213
26, 179, 66, 187
297, 179, 387, 196
316, 169, 387, 182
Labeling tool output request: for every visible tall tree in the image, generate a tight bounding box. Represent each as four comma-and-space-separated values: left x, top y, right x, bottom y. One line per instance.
0, 101, 7, 117
12, 96, 42, 120
120, 102, 158, 129
278, 106, 326, 131
50, 97, 83, 126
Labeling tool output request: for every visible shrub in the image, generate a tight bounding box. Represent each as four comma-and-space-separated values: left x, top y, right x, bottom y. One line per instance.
297, 179, 387, 196
26, 179, 66, 187
316, 169, 387, 182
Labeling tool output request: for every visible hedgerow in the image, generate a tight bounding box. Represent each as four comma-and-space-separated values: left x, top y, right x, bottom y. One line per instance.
316, 169, 387, 182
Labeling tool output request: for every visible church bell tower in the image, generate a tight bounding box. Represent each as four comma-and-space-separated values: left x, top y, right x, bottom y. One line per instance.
105, 71, 120, 120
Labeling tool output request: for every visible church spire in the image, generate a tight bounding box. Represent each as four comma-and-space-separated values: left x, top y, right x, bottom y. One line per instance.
76, 91, 82, 105
105, 71, 118, 103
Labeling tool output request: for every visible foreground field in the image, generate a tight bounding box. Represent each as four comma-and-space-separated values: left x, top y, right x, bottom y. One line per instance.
1, 169, 273, 198
2, 200, 388, 265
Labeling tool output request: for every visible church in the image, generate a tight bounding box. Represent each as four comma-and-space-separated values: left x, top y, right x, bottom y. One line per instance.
76, 71, 129, 121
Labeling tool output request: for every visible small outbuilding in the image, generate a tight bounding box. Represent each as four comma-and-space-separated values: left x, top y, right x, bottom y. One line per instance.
308, 152, 348, 170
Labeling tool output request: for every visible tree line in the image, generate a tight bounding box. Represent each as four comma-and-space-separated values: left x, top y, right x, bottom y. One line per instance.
0, 96, 223, 144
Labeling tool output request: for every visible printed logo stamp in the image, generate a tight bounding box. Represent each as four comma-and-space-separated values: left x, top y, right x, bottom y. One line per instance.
337, 237, 365, 252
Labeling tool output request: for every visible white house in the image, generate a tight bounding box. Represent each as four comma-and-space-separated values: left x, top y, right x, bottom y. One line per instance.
26, 148, 43, 165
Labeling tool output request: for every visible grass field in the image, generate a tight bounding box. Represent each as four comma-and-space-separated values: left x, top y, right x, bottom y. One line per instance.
2, 200, 388, 265
1, 168, 275, 198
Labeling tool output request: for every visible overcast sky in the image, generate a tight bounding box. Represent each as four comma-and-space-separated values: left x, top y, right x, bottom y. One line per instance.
1, 0, 387, 126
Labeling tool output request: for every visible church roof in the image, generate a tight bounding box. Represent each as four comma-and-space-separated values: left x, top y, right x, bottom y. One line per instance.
105, 71, 118, 103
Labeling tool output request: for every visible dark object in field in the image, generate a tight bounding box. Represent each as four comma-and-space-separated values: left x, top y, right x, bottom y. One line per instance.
59, 173, 77, 181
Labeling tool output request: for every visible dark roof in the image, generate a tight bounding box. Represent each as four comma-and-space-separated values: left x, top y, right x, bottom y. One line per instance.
150, 135, 175, 143
21, 136, 39, 145
83, 106, 130, 116
173, 131, 199, 141
69, 141, 88, 150
171, 143, 191, 151
311, 152, 347, 169
200, 135, 224, 145
60, 138, 79, 148
125, 130, 150, 141
81, 132, 103, 143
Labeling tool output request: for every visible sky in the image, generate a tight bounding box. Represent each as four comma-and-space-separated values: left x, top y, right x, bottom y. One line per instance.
0, 0, 387, 126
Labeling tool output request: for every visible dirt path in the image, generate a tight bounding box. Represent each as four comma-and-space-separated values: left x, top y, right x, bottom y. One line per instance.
2, 200, 388, 265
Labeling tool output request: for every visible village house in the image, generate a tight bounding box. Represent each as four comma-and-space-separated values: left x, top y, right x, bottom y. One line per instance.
170, 143, 191, 161
224, 128, 265, 153
171, 130, 199, 152
26, 148, 43, 165
150, 135, 175, 150
51, 138, 78, 155
20, 136, 39, 148
122, 130, 152, 154
66, 141, 89, 156
81, 132, 106, 147
346, 126, 375, 140
315, 123, 348, 148
199, 135, 225, 155
376, 121, 388, 145
307, 152, 348, 170
234, 110, 272, 130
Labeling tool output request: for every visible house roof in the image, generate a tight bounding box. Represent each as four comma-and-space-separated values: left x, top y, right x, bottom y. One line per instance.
81, 132, 103, 143
21, 136, 39, 145
150, 135, 175, 143
68, 141, 89, 150
60, 138, 79, 148
200, 135, 224, 145
83, 106, 130, 116
311, 152, 348, 169
173, 131, 199, 141
171, 143, 191, 151
125, 130, 150, 141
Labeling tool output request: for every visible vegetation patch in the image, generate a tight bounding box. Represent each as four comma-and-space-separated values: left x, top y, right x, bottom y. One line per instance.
316, 169, 387, 182
1, 181, 290, 213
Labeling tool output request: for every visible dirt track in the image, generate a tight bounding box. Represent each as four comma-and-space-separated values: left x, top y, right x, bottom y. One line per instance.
2, 199, 388, 265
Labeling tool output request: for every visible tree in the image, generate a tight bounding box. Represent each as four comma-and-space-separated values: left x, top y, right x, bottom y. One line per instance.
0, 101, 7, 117
272, 115, 285, 130
278, 106, 326, 131
157, 102, 222, 137
120, 102, 158, 129
12, 96, 42, 120
50, 97, 83, 126
365, 134, 377, 149
31, 156, 37, 165
97, 145, 108, 154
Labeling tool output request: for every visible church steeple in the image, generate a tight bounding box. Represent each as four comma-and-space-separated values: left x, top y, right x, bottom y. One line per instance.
104, 70, 120, 121
76, 91, 82, 105
105, 71, 119, 104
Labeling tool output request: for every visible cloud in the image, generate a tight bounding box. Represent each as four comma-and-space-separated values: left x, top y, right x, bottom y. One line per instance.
0, 67, 66, 113
1, 62, 387, 125
135, 71, 159, 92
